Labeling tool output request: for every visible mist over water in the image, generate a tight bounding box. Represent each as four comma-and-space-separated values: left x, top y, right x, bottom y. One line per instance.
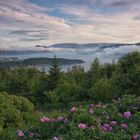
0, 43, 139, 72
0, 51, 119, 72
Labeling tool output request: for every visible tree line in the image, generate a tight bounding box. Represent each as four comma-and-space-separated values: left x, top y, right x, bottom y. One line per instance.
0, 51, 139, 109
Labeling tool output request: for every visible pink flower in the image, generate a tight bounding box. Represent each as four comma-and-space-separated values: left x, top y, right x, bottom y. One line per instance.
102, 124, 113, 132
63, 118, 68, 124
121, 123, 128, 129
102, 126, 108, 132
104, 124, 110, 128
29, 132, 34, 137
53, 136, 59, 140
89, 109, 94, 115
40, 117, 50, 123
118, 112, 123, 117
70, 107, 77, 112
18, 130, 24, 137
90, 125, 94, 129
57, 116, 64, 122
124, 111, 131, 119
132, 133, 139, 140
105, 115, 110, 120
110, 121, 117, 126
108, 126, 113, 132
78, 123, 87, 130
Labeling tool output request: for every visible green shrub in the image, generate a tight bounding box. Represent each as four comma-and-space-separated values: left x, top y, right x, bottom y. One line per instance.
11, 95, 34, 112
0, 92, 34, 133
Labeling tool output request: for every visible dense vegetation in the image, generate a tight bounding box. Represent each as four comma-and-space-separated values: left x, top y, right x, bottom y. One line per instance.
0, 51, 140, 139
2, 95, 139, 140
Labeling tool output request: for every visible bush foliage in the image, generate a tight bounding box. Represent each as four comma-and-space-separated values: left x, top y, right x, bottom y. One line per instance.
0, 92, 35, 133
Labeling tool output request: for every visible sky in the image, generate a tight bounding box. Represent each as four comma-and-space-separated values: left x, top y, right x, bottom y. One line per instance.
0, 0, 140, 50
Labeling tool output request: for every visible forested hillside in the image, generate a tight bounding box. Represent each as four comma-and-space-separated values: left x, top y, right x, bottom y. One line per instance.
0, 51, 140, 140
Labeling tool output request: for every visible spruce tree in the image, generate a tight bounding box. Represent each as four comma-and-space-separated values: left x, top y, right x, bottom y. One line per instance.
88, 58, 100, 87
47, 55, 61, 91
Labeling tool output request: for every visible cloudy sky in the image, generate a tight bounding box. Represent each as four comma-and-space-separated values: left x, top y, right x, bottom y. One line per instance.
0, 0, 140, 50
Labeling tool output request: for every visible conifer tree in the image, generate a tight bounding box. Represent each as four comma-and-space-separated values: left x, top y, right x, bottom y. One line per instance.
88, 58, 100, 87
47, 55, 61, 91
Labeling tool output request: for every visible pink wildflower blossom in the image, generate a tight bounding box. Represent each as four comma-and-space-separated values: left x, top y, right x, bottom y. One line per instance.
78, 123, 87, 130
57, 116, 64, 122
40, 117, 50, 123
105, 115, 110, 120
63, 118, 68, 124
124, 111, 131, 119
29, 132, 34, 137
110, 121, 117, 126
70, 107, 77, 112
121, 123, 128, 129
53, 136, 59, 140
18, 130, 24, 137
102, 124, 113, 132
131, 133, 139, 140
90, 125, 94, 129
89, 109, 94, 115
118, 112, 123, 117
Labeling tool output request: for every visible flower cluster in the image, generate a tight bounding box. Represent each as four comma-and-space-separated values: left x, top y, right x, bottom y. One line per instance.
102, 124, 113, 132
70, 107, 77, 113
40, 117, 50, 123
40, 116, 68, 123
124, 111, 132, 119
18, 130, 24, 137
110, 121, 117, 126
17, 130, 34, 138
121, 123, 128, 129
78, 123, 87, 130
17, 98, 140, 140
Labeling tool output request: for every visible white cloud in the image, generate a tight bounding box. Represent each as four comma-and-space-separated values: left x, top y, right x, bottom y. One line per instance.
104, 45, 140, 55
0, 0, 140, 51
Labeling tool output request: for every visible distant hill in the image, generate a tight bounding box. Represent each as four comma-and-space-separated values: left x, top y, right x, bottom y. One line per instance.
0, 57, 84, 68
136, 42, 140, 46
0, 50, 50, 55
